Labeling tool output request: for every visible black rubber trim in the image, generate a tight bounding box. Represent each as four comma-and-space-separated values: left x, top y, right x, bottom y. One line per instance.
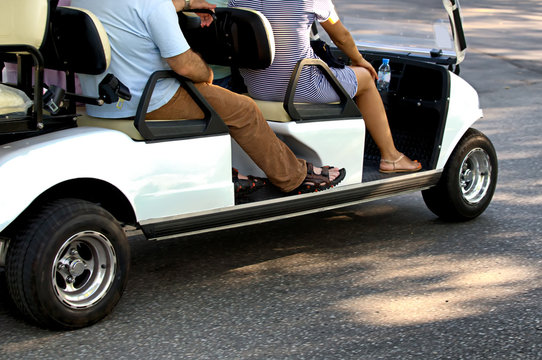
283, 58, 361, 122
452, 7, 467, 52
134, 70, 228, 141
429, 69, 451, 170
140, 170, 441, 240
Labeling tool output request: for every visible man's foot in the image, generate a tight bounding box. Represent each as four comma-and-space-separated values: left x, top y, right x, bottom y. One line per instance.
379, 153, 422, 173
233, 168, 269, 196
293, 163, 346, 194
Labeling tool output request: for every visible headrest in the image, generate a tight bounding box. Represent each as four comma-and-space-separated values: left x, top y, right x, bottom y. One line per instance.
0, 0, 49, 49
179, 7, 275, 69
41, 6, 111, 75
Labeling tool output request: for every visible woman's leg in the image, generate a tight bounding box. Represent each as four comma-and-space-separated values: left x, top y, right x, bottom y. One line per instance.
350, 66, 421, 172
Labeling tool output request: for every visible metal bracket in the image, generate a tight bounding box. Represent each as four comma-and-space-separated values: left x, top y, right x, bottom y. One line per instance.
0, 237, 9, 267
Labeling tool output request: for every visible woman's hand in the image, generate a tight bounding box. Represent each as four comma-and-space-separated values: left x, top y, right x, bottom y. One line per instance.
352, 57, 378, 80
321, 19, 379, 80
321, 19, 379, 78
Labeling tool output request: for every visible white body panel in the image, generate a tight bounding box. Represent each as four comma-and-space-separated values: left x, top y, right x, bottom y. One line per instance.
0, 127, 234, 232
232, 119, 366, 186
0, 72, 482, 234
437, 71, 484, 169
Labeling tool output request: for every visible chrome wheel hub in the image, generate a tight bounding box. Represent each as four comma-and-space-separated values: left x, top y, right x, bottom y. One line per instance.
52, 231, 117, 309
459, 148, 492, 204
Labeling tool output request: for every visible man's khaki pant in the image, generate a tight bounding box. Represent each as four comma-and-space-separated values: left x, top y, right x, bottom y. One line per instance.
147, 82, 306, 192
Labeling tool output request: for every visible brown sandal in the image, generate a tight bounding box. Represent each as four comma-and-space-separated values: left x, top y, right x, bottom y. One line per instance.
379, 153, 422, 173
293, 163, 346, 194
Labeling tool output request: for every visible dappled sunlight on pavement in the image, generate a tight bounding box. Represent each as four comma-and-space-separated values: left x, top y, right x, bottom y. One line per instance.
461, 5, 542, 66
336, 255, 538, 326
226, 236, 541, 327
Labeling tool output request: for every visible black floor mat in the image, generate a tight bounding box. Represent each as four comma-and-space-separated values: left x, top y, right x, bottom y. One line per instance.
362, 127, 434, 182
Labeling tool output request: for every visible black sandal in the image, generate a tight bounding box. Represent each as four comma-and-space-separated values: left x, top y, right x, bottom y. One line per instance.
293, 163, 346, 194
232, 168, 269, 196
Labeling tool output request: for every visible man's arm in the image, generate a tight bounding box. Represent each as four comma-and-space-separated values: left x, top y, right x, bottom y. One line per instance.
167, 0, 215, 83
166, 49, 213, 84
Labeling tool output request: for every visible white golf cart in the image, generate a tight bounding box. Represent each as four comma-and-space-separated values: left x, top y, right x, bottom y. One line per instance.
0, 0, 497, 329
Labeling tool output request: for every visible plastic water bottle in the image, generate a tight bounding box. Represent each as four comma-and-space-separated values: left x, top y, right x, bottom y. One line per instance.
377, 58, 391, 92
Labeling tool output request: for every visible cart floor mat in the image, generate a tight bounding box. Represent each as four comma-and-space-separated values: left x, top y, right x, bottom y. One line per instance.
362, 128, 434, 182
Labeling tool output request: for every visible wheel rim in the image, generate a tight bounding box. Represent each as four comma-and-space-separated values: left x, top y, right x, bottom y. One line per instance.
458, 148, 492, 205
52, 231, 117, 309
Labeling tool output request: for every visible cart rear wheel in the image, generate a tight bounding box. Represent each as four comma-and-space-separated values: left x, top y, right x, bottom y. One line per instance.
6, 199, 129, 329
422, 128, 498, 221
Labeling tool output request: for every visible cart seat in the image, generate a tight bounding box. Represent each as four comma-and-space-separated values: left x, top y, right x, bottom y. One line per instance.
77, 109, 144, 141
1, 0, 52, 134
0, 1, 117, 136
179, 7, 360, 123
251, 99, 292, 122
180, 8, 289, 122
179, 7, 275, 70
181, 8, 292, 121
0, 0, 49, 49
41, 6, 111, 75
0, 2, 111, 82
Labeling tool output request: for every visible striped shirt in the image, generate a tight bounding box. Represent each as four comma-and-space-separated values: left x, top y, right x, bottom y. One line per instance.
228, 0, 357, 103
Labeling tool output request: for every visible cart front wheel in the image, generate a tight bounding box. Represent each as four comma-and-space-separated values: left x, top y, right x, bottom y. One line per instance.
422, 128, 498, 221
6, 199, 129, 329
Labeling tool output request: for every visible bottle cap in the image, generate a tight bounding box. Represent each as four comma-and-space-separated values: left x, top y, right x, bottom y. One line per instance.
382, 58, 389, 65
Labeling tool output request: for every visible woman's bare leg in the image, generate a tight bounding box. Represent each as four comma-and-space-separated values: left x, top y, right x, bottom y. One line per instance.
350, 66, 421, 172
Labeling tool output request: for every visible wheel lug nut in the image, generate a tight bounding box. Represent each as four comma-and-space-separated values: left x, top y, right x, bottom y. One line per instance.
66, 276, 74, 283
70, 249, 78, 256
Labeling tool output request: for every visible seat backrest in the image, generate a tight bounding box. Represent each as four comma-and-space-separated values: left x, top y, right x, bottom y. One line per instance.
0, 3, 112, 135
0, 0, 49, 49
179, 7, 275, 70
41, 6, 111, 75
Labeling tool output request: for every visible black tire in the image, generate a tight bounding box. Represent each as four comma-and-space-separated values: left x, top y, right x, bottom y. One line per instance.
5, 199, 130, 329
422, 128, 498, 221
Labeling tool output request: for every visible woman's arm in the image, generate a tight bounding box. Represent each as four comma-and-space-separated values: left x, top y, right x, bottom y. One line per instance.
320, 19, 378, 79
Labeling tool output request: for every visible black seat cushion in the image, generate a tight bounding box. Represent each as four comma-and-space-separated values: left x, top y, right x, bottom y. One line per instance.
41, 7, 108, 75
179, 8, 273, 70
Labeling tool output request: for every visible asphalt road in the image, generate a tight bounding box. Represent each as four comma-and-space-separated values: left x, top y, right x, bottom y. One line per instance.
1, 1, 542, 359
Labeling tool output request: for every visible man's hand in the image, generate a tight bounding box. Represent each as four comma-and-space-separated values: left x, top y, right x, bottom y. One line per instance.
196, 12, 214, 27
189, 0, 216, 27
173, 0, 216, 27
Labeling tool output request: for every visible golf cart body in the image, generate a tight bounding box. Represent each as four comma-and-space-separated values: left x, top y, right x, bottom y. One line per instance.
0, 0, 496, 329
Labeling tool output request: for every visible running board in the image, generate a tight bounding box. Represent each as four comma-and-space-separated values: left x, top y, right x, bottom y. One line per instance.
140, 169, 442, 241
